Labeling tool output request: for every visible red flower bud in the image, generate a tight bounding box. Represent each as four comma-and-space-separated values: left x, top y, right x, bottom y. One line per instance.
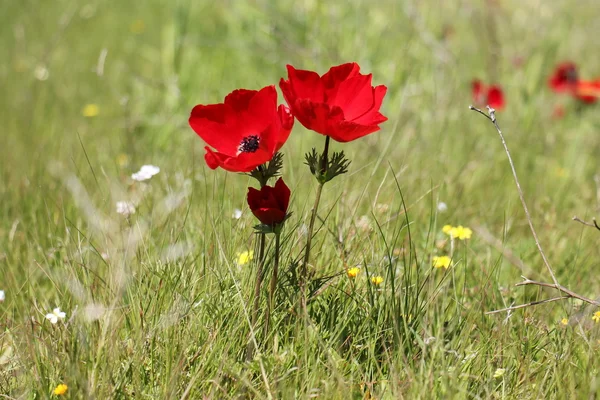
247, 178, 290, 226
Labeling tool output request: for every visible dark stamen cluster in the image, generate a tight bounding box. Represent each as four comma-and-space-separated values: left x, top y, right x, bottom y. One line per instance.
238, 135, 260, 153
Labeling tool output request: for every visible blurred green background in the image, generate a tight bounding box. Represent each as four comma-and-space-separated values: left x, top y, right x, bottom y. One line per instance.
2, 0, 600, 397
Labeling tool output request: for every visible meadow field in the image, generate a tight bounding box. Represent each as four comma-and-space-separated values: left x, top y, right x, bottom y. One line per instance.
2, 0, 600, 398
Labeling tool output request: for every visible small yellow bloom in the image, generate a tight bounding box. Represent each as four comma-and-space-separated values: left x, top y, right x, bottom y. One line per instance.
371, 276, 384, 285
347, 267, 360, 278
53, 384, 68, 395
82, 104, 99, 117
236, 251, 254, 265
444, 225, 472, 240
593, 311, 600, 323
454, 226, 472, 240
493, 368, 505, 378
432, 255, 451, 269
560, 318, 568, 326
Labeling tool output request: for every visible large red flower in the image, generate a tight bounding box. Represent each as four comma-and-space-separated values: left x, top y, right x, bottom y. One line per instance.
472, 80, 505, 110
548, 62, 578, 93
247, 178, 290, 226
189, 86, 294, 173
279, 63, 388, 143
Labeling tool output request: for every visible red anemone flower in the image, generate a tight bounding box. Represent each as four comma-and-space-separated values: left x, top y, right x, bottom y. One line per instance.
472, 80, 505, 110
189, 86, 294, 173
548, 62, 578, 93
279, 62, 388, 143
247, 178, 290, 226
574, 80, 600, 104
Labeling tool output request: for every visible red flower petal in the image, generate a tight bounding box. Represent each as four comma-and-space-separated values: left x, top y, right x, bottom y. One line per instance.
190, 104, 241, 155
487, 85, 505, 110
224, 89, 258, 112
204, 147, 271, 173
273, 178, 291, 212
352, 85, 388, 126
292, 99, 344, 136
329, 121, 382, 143
286, 65, 325, 102
472, 80, 484, 103
321, 62, 361, 90
252, 208, 286, 226
575, 80, 600, 103
327, 73, 374, 121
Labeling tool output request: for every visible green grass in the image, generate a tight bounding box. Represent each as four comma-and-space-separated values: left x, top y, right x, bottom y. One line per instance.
2, 0, 600, 398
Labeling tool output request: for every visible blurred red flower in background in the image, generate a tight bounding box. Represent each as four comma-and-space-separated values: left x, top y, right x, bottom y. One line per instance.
548, 62, 600, 104
189, 86, 294, 172
548, 62, 579, 93
279, 62, 387, 143
247, 178, 290, 226
472, 80, 505, 110
574, 80, 600, 104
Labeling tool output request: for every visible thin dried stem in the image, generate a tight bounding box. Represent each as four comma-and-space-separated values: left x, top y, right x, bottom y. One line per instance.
470, 105, 560, 288
485, 296, 567, 315
572, 215, 600, 231
470, 105, 600, 312
516, 277, 600, 306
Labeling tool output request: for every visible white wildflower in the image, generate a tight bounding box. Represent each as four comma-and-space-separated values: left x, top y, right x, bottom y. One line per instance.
437, 202, 448, 212
45, 307, 66, 324
0, 290, 4, 302
131, 165, 160, 181
34, 64, 49, 81
115, 201, 136, 217
232, 209, 242, 219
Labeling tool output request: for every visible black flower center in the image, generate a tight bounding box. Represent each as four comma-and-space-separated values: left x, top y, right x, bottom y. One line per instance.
238, 135, 260, 153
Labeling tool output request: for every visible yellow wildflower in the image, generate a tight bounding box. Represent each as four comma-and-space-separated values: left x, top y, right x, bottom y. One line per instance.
444, 225, 472, 240
347, 267, 360, 278
560, 318, 568, 326
236, 251, 254, 265
53, 384, 68, 395
593, 311, 600, 323
493, 368, 505, 378
432, 255, 451, 269
371, 276, 384, 285
82, 104, 99, 117
454, 226, 472, 240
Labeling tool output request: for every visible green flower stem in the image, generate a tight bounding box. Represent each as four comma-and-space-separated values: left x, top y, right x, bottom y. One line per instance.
301, 136, 330, 309
246, 165, 268, 361
264, 230, 281, 338
246, 231, 266, 361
